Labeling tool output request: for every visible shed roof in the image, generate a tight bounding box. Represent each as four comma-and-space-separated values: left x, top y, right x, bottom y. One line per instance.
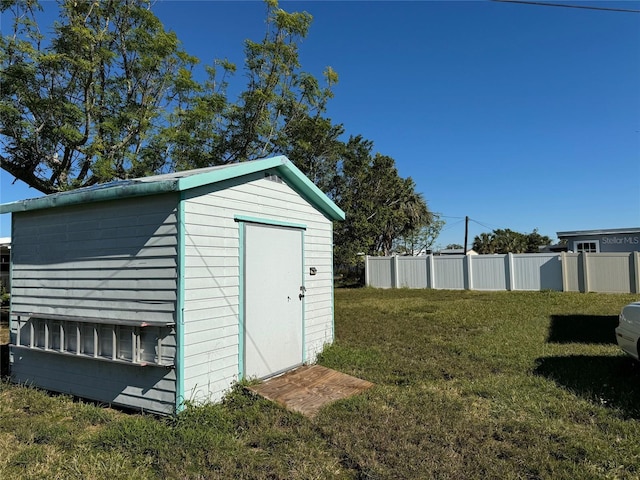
0, 156, 345, 221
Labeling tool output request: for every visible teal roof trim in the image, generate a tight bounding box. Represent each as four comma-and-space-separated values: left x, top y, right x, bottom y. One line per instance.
0, 156, 345, 221
275, 158, 346, 221
0, 179, 178, 214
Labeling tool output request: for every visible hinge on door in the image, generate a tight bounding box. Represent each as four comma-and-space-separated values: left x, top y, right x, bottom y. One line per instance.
299, 285, 306, 300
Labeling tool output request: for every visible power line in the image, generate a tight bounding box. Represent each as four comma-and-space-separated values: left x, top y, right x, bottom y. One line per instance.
468, 218, 504, 232
491, 0, 640, 13
439, 218, 466, 232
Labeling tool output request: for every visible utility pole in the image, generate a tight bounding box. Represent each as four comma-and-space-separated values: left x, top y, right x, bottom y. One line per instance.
463, 216, 469, 255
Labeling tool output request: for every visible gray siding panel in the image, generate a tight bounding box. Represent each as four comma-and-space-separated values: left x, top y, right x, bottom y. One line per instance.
10, 193, 179, 412
11, 349, 175, 414
11, 194, 179, 323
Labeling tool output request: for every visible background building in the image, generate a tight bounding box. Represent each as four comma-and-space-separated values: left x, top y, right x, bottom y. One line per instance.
557, 228, 640, 253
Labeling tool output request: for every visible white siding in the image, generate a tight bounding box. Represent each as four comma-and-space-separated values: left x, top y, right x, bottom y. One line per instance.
182, 174, 334, 404
10, 194, 179, 413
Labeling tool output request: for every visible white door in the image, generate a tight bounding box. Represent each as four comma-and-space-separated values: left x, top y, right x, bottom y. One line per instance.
244, 223, 304, 379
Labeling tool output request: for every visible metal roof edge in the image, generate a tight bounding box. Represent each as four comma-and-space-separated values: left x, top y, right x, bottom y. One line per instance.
557, 228, 640, 237
0, 179, 179, 214
175, 156, 287, 191
0, 155, 345, 221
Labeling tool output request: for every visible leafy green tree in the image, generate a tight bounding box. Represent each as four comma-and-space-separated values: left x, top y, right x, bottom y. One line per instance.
446, 243, 463, 250
0, 0, 340, 191
473, 228, 551, 254
217, 0, 338, 165
277, 114, 344, 196
152, 58, 233, 172
473, 232, 494, 254
333, 136, 432, 265
135, 0, 341, 185
0, 0, 429, 272
394, 213, 445, 255
0, 0, 197, 193
525, 229, 552, 253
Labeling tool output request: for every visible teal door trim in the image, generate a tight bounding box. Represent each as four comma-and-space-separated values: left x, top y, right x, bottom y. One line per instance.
234, 214, 306, 230
175, 194, 186, 413
237, 221, 246, 378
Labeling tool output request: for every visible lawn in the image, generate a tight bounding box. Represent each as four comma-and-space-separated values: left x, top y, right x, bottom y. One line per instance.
1, 289, 640, 479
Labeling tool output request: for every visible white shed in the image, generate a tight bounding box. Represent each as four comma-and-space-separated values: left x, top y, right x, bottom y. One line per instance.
0, 156, 344, 414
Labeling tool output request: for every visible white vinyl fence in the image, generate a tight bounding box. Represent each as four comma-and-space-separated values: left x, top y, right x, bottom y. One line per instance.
365, 252, 640, 294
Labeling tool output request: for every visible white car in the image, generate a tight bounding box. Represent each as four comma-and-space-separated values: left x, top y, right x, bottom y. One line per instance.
616, 302, 640, 360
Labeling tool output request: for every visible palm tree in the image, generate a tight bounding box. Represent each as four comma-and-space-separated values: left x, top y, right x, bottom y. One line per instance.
473, 232, 496, 254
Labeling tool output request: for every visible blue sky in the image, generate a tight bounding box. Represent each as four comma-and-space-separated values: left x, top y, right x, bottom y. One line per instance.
1, 0, 639, 249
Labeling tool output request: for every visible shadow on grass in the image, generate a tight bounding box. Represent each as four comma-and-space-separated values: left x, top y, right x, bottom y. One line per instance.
547, 315, 618, 344
534, 355, 640, 418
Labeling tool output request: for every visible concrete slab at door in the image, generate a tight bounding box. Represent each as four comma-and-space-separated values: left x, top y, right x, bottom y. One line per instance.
244, 223, 303, 379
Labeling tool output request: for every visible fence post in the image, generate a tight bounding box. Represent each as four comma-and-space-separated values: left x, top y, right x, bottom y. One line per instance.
634, 252, 640, 294
507, 253, 515, 291
364, 255, 370, 287
392, 255, 399, 288
465, 254, 473, 290
428, 254, 435, 289
581, 252, 590, 293
560, 252, 568, 292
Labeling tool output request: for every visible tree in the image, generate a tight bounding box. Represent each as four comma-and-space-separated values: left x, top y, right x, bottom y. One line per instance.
472, 228, 551, 254
277, 114, 344, 196
525, 228, 552, 253
216, 0, 338, 165
394, 213, 445, 255
0, 0, 197, 193
1, 0, 342, 191
333, 136, 432, 265
1, 0, 430, 272
446, 243, 463, 250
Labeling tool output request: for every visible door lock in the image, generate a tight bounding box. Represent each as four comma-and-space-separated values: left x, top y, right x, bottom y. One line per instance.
299, 285, 306, 300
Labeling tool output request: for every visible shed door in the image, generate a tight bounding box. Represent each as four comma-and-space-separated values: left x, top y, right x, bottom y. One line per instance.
244, 223, 304, 379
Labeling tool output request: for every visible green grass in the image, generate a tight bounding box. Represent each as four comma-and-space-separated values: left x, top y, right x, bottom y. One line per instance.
2, 289, 640, 479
